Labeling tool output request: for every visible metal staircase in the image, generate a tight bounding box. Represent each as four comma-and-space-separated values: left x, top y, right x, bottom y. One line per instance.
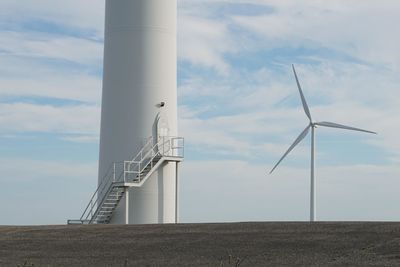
95, 186, 125, 224
67, 136, 184, 225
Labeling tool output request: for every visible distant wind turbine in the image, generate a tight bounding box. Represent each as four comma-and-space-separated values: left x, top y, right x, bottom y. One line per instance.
270, 64, 377, 222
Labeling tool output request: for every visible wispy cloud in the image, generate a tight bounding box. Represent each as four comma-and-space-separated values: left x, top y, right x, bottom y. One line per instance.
178, 14, 235, 74
231, 0, 400, 69
0, 0, 105, 37
0, 157, 97, 182
0, 31, 103, 66
181, 160, 400, 222
0, 103, 100, 135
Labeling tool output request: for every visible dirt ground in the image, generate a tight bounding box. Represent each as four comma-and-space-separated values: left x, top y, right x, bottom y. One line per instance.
1, 222, 400, 266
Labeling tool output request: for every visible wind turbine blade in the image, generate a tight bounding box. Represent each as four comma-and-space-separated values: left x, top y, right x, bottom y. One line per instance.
270, 125, 311, 174
292, 64, 312, 122
315, 121, 377, 134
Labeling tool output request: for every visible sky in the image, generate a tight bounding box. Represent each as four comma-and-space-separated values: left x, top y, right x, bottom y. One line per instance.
0, 0, 399, 225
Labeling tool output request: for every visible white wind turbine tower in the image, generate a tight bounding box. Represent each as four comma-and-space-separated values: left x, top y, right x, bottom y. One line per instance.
270, 64, 377, 222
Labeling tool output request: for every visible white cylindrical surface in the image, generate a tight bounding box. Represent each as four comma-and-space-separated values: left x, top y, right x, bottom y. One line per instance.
99, 0, 177, 224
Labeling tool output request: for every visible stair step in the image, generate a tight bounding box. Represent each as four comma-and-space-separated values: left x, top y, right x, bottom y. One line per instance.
97, 215, 111, 218
96, 213, 112, 216
96, 221, 110, 224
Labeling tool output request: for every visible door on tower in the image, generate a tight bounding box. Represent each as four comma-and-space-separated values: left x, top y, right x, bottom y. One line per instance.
156, 113, 170, 156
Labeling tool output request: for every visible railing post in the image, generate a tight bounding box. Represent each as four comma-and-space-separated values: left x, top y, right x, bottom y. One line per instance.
124, 162, 126, 183
123, 162, 126, 183
139, 161, 141, 177
90, 200, 93, 218
125, 188, 129, 224
113, 162, 116, 182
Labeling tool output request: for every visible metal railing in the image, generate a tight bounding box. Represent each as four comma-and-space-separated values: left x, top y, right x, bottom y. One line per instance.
123, 136, 184, 182
67, 136, 184, 225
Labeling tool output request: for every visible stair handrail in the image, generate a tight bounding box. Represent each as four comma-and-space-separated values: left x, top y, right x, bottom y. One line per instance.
129, 136, 154, 164
83, 161, 129, 223
88, 180, 118, 224
124, 136, 182, 166
78, 161, 116, 222
85, 164, 128, 224
123, 136, 177, 182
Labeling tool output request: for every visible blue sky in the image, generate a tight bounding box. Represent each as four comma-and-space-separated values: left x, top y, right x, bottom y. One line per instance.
0, 0, 399, 225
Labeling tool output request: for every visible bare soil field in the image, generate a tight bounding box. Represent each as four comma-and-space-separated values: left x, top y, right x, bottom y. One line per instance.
1, 222, 400, 266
